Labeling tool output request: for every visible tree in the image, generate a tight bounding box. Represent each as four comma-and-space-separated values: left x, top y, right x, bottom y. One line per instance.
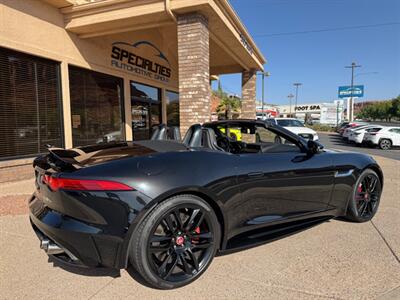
213, 81, 241, 120
216, 95, 241, 120
216, 80, 224, 99
390, 96, 400, 119
356, 98, 400, 121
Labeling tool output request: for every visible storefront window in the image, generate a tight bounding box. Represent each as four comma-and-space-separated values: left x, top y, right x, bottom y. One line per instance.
69, 66, 124, 146
166, 91, 179, 127
131, 81, 161, 140
0, 47, 63, 159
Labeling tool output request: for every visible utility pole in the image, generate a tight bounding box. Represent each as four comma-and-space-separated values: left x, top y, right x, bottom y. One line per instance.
262, 73, 265, 119
345, 62, 361, 121
293, 83, 302, 117
288, 93, 294, 117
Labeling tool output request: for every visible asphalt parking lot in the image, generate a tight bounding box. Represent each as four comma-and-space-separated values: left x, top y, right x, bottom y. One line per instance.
1, 155, 399, 300
318, 132, 400, 161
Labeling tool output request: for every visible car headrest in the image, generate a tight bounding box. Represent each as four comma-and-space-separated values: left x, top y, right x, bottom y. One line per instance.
150, 124, 167, 140
168, 126, 181, 141
182, 124, 202, 146
201, 128, 224, 151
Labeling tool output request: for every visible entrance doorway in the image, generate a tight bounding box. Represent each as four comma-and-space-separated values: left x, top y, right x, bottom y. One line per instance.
131, 81, 161, 140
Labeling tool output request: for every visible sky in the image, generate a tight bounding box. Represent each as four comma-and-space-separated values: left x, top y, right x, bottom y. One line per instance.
212, 0, 400, 105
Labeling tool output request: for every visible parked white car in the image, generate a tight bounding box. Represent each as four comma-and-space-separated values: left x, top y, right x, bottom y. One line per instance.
348, 125, 383, 145
267, 118, 319, 141
342, 124, 370, 141
363, 127, 400, 150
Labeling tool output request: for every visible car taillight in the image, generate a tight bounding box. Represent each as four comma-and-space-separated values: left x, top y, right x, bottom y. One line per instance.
43, 175, 134, 191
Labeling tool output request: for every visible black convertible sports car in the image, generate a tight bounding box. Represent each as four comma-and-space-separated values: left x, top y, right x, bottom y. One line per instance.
29, 120, 383, 289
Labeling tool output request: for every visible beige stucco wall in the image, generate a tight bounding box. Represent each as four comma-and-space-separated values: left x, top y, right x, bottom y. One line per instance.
0, 0, 179, 147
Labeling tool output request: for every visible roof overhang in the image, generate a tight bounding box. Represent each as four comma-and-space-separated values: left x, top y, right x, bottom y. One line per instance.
60, 0, 265, 73
43, 0, 75, 9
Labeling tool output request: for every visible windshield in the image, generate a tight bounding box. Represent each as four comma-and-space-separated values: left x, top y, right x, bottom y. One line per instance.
213, 123, 296, 150
276, 119, 304, 127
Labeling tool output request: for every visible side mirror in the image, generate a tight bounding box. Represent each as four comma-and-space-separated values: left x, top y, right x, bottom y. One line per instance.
307, 139, 324, 155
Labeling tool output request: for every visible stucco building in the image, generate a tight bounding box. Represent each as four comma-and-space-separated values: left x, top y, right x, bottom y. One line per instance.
0, 0, 265, 179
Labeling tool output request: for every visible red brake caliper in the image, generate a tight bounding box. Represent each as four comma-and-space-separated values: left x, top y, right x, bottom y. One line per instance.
357, 183, 363, 193
192, 226, 201, 243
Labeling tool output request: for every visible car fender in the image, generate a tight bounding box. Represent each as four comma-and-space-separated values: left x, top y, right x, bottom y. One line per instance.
378, 137, 392, 145
119, 185, 228, 269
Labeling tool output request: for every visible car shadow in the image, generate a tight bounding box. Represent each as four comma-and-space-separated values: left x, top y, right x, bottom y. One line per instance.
219, 216, 332, 256
48, 256, 121, 278
47, 216, 339, 288
126, 265, 157, 289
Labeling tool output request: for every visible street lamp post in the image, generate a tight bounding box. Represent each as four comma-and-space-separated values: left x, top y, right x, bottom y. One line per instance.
257, 71, 271, 119
345, 62, 361, 122
293, 83, 302, 117
287, 93, 294, 117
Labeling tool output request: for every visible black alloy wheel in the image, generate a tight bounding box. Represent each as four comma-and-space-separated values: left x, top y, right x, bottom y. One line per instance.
130, 195, 220, 289
355, 174, 381, 218
346, 169, 382, 222
148, 205, 214, 281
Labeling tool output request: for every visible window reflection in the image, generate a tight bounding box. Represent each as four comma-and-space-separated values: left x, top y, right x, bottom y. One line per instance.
69, 67, 124, 146
131, 81, 161, 140
166, 91, 179, 127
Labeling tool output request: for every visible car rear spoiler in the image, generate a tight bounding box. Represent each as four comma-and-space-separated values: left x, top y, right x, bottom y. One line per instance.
47, 147, 108, 170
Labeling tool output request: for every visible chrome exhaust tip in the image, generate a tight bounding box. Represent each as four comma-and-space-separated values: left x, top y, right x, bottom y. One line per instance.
40, 238, 64, 255
40, 238, 79, 261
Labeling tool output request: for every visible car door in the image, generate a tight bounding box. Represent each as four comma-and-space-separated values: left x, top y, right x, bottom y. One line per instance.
227, 129, 336, 237
389, 128, 400, 145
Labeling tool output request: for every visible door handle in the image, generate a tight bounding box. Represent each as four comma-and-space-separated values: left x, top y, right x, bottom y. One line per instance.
247, 172, 264, 178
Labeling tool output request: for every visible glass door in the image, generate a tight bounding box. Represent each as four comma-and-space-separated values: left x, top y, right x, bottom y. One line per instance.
131, 101, 150, 140
131, 81, 161, 140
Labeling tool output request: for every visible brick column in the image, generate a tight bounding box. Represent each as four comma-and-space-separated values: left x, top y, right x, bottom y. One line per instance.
241, 69, 257, 119
177, 13, 210, 136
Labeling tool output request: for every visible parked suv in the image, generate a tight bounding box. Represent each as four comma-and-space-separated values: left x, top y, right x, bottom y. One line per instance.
266, 118, 319, 141
363, 127, 400, 150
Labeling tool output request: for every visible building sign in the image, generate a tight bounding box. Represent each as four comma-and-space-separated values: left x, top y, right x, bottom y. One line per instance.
294, 105, 320, 112
320, 102, 344, 125
111, 40, 171, 83
239, 33, 254, 55
338, 85, 364, 98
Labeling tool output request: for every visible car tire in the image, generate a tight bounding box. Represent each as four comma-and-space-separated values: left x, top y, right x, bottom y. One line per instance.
379, 139, 392, 150
129, 194, 220, 289
345, 169, 382, 223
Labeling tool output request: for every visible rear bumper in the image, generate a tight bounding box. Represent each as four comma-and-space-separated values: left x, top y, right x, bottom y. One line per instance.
29, 194, 126, 269
349, 135, 363, 144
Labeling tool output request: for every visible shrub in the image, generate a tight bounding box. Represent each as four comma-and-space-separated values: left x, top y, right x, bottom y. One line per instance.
307, 124, 335, 132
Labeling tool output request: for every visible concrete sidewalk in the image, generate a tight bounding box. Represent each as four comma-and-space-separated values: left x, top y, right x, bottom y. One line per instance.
0, 156, 399, 299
